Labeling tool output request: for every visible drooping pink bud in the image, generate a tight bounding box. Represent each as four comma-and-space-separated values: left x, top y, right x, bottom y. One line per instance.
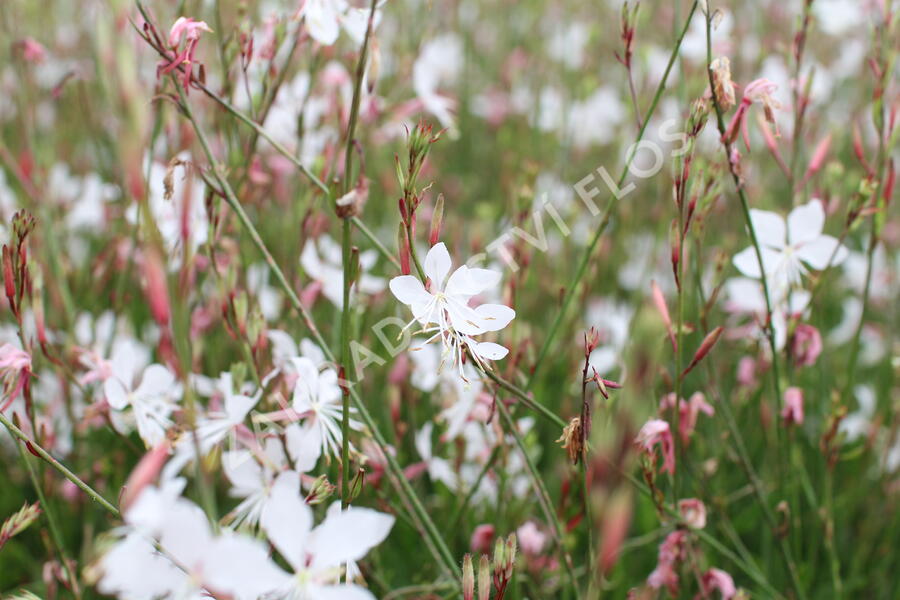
470, 524, 495, 554
791, 323, 822, 367
141, 251, 170, 327
781, 387, 804, 427
701, 568, 737, 599
651, 280, 676, 352
678, 498, 707, 529
803, 133, 832, 184
681, 326, 724, 378
119, 442, 171, 512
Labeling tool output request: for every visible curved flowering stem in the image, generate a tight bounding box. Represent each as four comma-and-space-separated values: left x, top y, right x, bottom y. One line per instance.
170, 79, 459, 579
0, 411, 120, 517
529, 0, 699, 384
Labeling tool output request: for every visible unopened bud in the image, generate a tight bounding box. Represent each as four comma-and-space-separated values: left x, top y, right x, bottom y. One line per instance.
305, 474, 335, 505
478, 555, 491, 600
504, 533, 517, 580
348, 467, 366, 502
492, 536, 506, 574
462, 554, 475, 600
681, 326, 723, 378
397, 223, 411, 275
429, 194, 444, 246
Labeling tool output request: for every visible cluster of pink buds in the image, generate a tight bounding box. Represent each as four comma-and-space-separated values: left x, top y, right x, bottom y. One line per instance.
157, 17, 213, 91
462, 533, 517, 600
723, 78, 781, 149
614, 1, 640, 71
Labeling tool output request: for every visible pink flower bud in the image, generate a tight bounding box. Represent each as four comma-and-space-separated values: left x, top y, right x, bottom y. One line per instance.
678, 498, 707, 529
516, 521, 546, 556
781, 387, 804, 426
470, 524, 495, 554
791, 323, 822, 367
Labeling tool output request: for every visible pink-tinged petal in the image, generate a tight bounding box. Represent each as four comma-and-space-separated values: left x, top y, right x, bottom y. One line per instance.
470, 341, 509, 361
423, 242, 453, 289
748, 209, 786, 249
310, 506, 395, 570
733, 246, 780, 279
787, 200, 825, 245
104, 378, 130, 410
473, 303, 515, 332
389, 275, 431, 307
796, 235, 848, 270
261, 471, 312, 570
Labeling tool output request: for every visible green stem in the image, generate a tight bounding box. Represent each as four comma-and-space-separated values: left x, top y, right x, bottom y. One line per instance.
0, 411, 120, 517
13, 439, 82, 599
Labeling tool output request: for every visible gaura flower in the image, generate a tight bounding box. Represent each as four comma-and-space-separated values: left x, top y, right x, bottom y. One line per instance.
635, 419, 675, 475
723, 78, 781, 148
159, 17, 213, 91
733, 200, 848, 293
389, 243, 514, 380
677, 498, 707, 529
700, 568, 737, 599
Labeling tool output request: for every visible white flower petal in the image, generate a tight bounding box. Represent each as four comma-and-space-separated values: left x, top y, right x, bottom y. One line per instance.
787, 200, 825, 245
733, 246, 780, 279
388, 275, 432, 307
749, 209, 786, 249
104, 378, 130, 410
285, 423, 322, 473
796, 235, 848, 270
204, 533, 290, 600
310, 506, 395, 570
261, 471, 312, 571
473, 303, 515, 332
423, 243, 453, 289
134, 364, 176, 399
470, 341, 509, 360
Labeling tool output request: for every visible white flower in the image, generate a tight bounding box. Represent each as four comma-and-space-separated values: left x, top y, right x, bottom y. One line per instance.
193, 372, 261, 451
290, 356, 360, 460
256, 471, 395, 599
733, 200, 848, 292
301, 234, 386, 309
105, 363, 179, 447
298, 0, 382, 46
413, 35, 463, 129
389, 243, 515, 378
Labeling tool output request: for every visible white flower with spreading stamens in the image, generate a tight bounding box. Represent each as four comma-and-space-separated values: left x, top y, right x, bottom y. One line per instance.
290, 356, 361, 460
253, 471, 395, 599
733, 200, 848, 293
389, 243, 514, 379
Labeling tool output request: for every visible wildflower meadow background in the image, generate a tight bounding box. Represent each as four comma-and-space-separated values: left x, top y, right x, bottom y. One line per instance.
0, 0, 897, 598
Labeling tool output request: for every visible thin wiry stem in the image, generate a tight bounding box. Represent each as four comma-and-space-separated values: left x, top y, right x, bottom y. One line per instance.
340, 0, 378, 515
0, 411, 120, 517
